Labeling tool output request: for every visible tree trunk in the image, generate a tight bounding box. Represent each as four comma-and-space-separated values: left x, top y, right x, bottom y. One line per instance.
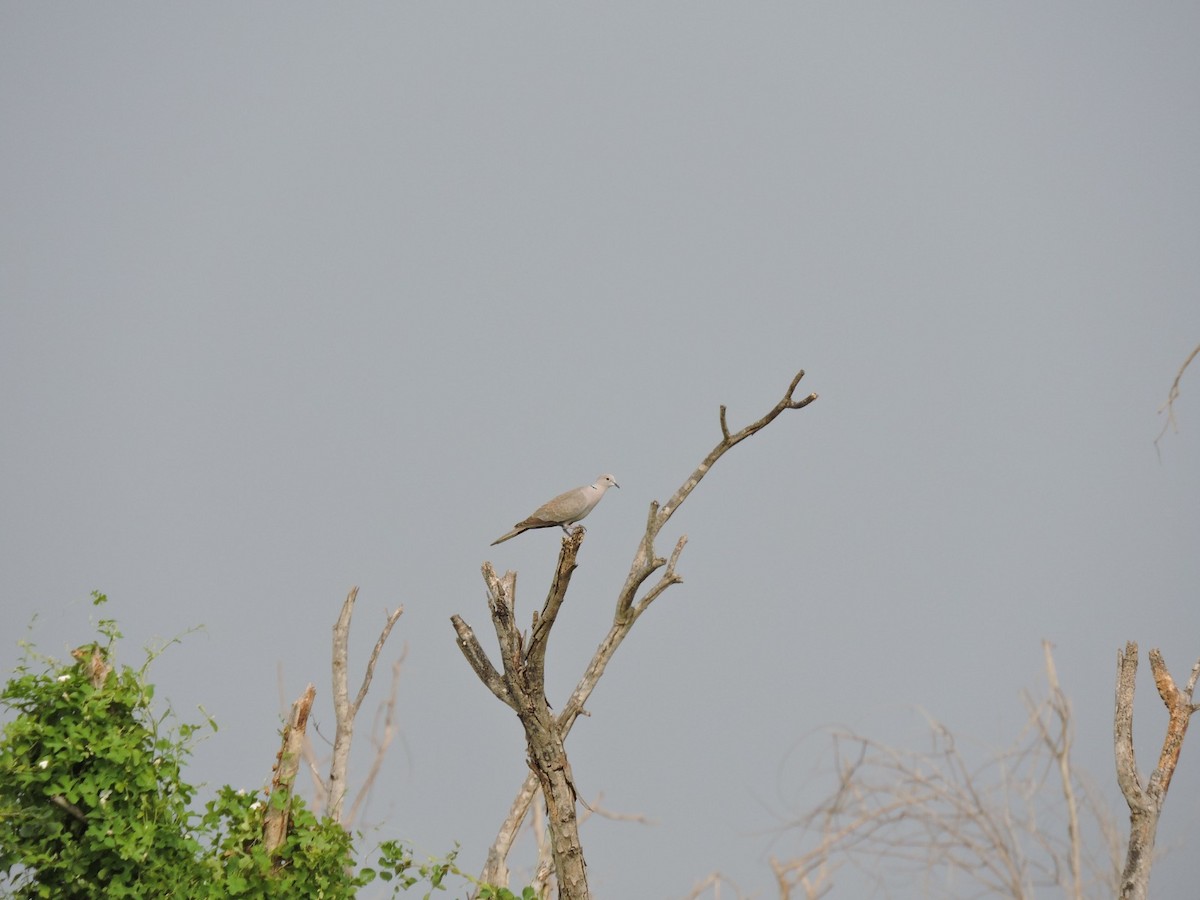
453, 531, 592, 898
521, 704, 588, 897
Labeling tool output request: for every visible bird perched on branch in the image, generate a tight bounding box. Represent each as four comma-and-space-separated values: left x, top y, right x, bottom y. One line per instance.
491, 474, 620, 545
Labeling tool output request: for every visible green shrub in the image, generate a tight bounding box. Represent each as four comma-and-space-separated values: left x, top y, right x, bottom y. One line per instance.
1, 594, 510, 899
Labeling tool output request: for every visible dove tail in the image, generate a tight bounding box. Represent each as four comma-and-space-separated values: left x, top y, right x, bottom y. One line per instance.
490, 528, 523, 546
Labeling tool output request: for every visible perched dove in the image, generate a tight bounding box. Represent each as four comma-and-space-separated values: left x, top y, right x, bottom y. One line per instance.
491, 474, 620, 545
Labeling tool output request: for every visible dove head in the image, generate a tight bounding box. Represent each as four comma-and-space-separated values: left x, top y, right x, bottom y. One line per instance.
594, 474, 620, 491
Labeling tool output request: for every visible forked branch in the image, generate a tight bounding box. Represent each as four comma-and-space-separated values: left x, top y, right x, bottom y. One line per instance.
328, 587, 405, 824
454, 529, 591, 897
1114, 642, 1200, 900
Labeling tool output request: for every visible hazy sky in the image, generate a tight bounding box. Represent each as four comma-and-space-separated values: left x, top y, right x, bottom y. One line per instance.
3, 5, 1199, 898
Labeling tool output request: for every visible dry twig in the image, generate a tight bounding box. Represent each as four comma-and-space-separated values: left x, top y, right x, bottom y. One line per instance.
1155, 342, 1200, 450
774, 646, 1121, 898
681, 870, 752, 900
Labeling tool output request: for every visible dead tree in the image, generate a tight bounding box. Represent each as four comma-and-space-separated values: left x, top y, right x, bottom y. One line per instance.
773, 642, 1122, 898
1114, 643, 1200, 900
268, 586, 403, 856
453, 369, 817, 896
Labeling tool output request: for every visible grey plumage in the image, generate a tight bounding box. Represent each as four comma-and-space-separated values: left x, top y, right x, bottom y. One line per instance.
491, 474, 620, 545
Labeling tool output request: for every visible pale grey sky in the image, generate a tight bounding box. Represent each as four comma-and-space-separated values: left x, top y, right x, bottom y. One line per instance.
3, 5, 1199, 898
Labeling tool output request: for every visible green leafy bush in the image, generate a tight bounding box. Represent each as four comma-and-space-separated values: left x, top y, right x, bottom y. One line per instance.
0, 594, 517, 899
0, 607, 205, 898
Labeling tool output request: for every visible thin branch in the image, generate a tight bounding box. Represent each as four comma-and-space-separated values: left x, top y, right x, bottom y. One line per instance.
577, 792, 656, 826
631, 535, 687, 619
771, 853, 838, 900
525, 531, 584, 686
484, 566, 522, 676
682, 870, 752, 900
352, 606, 404, 718
659, 369, 816, 528
1146, 649, 1195, 800
774, 661, 1125, 900
328, 587, 404, 824
1038, 640, 1083, 900
345, 655, 404, 828
451, 614, 515, 709
1155, 342, 1200, 448
1186, 658, 1200, 695
531, 799, 554, 898
1113, 643, 1145, 809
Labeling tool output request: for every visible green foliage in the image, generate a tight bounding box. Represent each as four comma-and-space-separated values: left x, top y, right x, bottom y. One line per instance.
0, 595, 204, 897
0, 597, 516, 899
476, 887, 539, 900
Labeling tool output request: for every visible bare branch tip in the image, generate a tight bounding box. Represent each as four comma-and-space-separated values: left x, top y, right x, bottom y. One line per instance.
787, 391, 819, 410
667, 535, 687, 569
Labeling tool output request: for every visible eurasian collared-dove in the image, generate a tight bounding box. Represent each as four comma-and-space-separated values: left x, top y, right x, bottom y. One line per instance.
491, 474, 620, 545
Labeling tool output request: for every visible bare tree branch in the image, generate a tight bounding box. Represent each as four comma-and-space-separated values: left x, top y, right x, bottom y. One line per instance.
1155, 342, 1200, 449
327, 587, 404, 824
682, 870, 752, 900
770, 852, 837, 900
530, 801, 554, 899
1025, 640, 1083, 900
774, 650, 1122, 899
344, 654, 405, 828
1115, 643, 1200, 900
577, 792, 656, 827
452, 611, 517, 710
